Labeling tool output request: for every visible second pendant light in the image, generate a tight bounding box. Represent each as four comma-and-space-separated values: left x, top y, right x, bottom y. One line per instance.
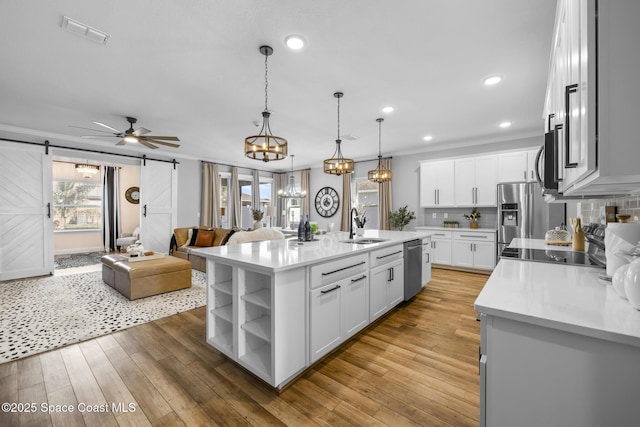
323, 92, 354, 175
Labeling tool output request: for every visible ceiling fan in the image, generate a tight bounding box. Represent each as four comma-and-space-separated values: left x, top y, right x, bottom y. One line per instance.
71, 116, 180, 150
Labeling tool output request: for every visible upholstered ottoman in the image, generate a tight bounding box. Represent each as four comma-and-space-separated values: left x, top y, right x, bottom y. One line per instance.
101, 254, 127, 288
111, 255, 192, 300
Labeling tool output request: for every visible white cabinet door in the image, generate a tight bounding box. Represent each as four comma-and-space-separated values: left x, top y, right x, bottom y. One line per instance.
420, 160, 455, 207
0, 142, 53, 281
473, 241, 497, 270
310, 281, 342, 362
454, 158, 475, 206
369, 264, 390, 321
497, 151, 528, 183
452, 240, 475, 268
140, 160, 177, 254
387, 258, 404, 308
421, 238, 432, 287
526, 149, 540, 182
475, 155, 498, 206
342, 273, 369, 337
431, 238, 452, 265
419, 162, 438, 207
436, 160, 455, 207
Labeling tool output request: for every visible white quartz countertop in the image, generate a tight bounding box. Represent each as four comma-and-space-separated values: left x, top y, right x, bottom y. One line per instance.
192, 229, 429, 273
509, 237, 576, 252
416, 226, 497, 233
475, 259, 640, 348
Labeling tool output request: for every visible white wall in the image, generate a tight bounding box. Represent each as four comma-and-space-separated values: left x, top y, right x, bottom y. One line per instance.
177, 158, 200, 227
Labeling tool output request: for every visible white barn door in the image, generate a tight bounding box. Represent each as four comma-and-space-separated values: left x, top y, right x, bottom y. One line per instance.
139, 159, 177, 254
0, 142, 53, 280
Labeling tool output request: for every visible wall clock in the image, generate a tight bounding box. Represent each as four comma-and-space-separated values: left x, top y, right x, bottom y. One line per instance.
315, 186, 340, 218
125, 186, 140, 204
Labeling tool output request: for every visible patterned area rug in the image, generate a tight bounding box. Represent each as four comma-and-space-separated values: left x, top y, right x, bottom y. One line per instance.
0, 270, 206, 363
54, 252, 106, 269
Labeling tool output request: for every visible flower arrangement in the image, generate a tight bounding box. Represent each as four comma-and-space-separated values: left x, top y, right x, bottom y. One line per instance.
251, 208, 264, 221
354, 205, 367, 228
389, 205, 416, 231
463, 208, 481, 222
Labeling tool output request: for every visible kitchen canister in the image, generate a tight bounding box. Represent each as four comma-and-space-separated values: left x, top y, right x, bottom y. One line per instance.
605, 223, 640, 277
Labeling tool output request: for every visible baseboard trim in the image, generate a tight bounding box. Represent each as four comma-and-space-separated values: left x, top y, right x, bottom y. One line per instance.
54, 247, 105, 256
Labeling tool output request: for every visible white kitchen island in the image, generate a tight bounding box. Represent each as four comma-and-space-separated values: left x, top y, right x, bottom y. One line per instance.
475, 258, 640, 427
192, 229, 430, 389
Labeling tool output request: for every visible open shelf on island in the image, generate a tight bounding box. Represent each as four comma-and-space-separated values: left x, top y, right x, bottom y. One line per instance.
214, 280, 233, 295
212, 305, 232, 323
241, 315, 271, 343
209, 332, 233, 354
241, 288, 271, 309
240, 344, 271, 378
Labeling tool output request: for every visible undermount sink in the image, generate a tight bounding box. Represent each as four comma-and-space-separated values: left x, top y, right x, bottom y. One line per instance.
340, 238, 389, 244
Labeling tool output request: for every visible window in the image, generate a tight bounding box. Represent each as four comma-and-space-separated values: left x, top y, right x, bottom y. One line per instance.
52, 161, 102, 231
354, 178, 379, 229
220, 174, 229, 228
239, 176, 253, 229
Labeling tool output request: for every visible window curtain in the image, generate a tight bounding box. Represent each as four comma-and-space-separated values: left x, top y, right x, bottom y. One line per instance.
340, 173, 352, 231
379, 159, 393, 230
230, 167, 241, 229
252, 169, 260, 211
275, 172, 287, 227
102, 166, 120, 252
201, 162, 221, 228
301, 169, 310, 218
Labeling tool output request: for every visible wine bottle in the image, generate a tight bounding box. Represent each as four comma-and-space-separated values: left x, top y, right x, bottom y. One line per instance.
298, 216, 305, 242
304, 215, 311, 241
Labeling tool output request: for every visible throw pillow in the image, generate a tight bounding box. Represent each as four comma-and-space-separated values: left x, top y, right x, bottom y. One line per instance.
194, 230, 215, 247
220, 229, 235, 246
188, 228, 199, 246
174, 227, 191, 247
213, 228, 233, 246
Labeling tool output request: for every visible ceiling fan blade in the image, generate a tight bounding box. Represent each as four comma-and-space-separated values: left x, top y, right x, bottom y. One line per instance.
144, 139, 181, 148
69, 125, 115, 134
93, 121, 122, 133
116, 139, 127, 146
133, 127, 151, 136
82, 135, 119, 138
138, 140, 159, 149
140, 136, 180, 141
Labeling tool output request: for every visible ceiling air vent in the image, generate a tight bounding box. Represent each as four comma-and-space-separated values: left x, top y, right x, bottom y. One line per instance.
61, 16, 110, 45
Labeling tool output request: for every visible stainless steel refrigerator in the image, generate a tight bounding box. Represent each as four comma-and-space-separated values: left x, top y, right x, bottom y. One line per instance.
497, 182, 566, 256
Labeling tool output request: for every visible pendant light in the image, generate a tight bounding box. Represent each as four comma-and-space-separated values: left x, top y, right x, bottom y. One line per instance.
244, 45, 288, 163
323, 92, 354, 175
368, 118, 392, 183
75, 163, 99, 178
278, 155, 306, 199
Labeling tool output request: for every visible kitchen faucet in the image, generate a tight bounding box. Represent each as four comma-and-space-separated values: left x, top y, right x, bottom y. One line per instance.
349, 207, 358, 239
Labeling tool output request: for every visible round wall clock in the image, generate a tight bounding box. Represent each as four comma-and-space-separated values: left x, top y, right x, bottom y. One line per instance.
125, 186, 140, 204
315, 187, 340, 218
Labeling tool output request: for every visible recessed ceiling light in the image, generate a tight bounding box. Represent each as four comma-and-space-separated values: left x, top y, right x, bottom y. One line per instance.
423, 135, 433, 141
382, 106, 395, 114
483, 75, 503, 86
285, 35, 305, 50
499, 121, 512, 128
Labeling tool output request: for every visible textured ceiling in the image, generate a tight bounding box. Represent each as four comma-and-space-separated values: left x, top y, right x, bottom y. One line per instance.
0, 0, 556, 171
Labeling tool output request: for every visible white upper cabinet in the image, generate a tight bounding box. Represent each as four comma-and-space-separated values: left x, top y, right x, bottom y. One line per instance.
455, 155, 498, 207
545, 0, 640, 196
420, 160, 455, 207
497, 151, 528, 183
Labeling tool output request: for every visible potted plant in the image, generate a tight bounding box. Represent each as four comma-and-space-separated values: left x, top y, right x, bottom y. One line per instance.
389, 205, 416, 231
464, 208, 481, 228
354, 205, 367, 236
251, 208, 264, 229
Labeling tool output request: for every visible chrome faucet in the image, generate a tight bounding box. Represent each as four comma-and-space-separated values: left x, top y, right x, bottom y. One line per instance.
349, 207, 358, 239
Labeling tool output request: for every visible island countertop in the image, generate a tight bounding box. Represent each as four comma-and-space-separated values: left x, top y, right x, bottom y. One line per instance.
192, 229, 430, 273
475, 258, 640, 348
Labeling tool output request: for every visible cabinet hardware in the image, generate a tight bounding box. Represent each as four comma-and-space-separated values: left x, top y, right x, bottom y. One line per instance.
554, 123, 564, 182
376, 250, 403, 259
46, 202, 51, 218
437, 189, 440, 205
524, 170, 527, 181
564, 84, 578, 168
425, 253, 430, 263
320, 285, 341, 294
434, 189, 437, 205
350, 275, 367, 283
321, 261, 366, 276
143, 204, 147, 217
470, 243, 473, 252
460, 234, 483, 238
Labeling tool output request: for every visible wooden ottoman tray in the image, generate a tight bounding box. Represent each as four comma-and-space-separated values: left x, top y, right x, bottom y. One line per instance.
111, 255, 192, 300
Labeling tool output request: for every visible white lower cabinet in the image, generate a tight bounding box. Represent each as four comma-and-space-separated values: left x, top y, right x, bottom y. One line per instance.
342, 273, 369, 337
369, 258, 404, 322
452, 231, 496, 270
421, 237, 432, 287
429, 231, 452, 265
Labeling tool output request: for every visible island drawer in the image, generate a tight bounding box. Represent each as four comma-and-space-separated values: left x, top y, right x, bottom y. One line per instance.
369, 244, 404, 268
453, 231, 495, 242
310, 253, 369, 289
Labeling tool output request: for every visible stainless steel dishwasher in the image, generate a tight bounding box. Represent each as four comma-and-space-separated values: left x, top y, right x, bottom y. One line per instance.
404, 239, 422, 300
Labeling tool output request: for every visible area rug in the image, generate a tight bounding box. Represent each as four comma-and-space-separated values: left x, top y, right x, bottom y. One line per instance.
54, 252, 106, 270
0, 270, 206, 363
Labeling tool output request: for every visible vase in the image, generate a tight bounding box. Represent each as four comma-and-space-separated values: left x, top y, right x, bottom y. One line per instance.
356, 227, 365, 237
253, 220, 263, 230
470, 222, 478, 229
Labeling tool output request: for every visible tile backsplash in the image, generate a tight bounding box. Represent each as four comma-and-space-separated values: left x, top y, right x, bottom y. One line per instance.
578, 195, 640, 224
422, 207, 497, 229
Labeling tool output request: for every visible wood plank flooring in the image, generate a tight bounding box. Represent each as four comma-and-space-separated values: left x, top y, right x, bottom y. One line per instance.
0, 268, 487, 426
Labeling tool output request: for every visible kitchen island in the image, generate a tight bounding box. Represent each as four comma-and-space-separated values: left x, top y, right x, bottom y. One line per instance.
475, 258, 640, 427
192, 229, 430, 389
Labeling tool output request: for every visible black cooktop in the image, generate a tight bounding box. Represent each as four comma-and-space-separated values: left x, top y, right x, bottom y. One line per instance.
500, 247, 605, 268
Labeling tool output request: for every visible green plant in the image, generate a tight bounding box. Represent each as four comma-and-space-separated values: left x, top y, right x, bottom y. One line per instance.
310, 223, 319, 234
463, 208, 481, 222
388, 205, 416, 230
251, 208, 264, 221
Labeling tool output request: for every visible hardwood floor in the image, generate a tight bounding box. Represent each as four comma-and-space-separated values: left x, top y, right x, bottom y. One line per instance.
0, 268, 487, 426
